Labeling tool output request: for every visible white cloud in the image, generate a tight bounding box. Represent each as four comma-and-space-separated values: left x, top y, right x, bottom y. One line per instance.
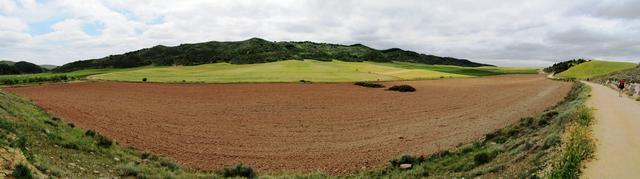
0, 0, 640, 66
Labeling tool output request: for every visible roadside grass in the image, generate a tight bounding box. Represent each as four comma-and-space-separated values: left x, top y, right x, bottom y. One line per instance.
550, 105, 594, 178
559, 60, 637, 79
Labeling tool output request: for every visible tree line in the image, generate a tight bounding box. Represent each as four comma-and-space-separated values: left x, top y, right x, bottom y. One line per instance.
543, 59, 589, 74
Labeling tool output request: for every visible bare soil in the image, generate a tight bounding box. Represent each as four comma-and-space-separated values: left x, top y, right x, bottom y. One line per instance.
3, 74, 571, 174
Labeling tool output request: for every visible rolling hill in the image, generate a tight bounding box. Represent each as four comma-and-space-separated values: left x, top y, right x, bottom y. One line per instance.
0, 61, 46, 75
558, 60, 637, 79
54, 38, 492, 72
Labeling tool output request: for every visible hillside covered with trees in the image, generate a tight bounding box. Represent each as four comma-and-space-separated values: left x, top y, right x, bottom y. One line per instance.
54, 38, 492, 72
543, 59, 589, 74
0, 61, 46, 75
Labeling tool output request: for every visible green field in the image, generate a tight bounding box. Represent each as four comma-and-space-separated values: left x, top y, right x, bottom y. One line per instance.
559, 60, 637, 79
0, 67, 148, 85
376, 61, 539, 76
91, 60, 537, 83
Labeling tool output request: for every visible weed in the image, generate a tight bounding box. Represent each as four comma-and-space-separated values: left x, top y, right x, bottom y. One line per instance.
67, 123, 75, 128
142, 78, 147, 82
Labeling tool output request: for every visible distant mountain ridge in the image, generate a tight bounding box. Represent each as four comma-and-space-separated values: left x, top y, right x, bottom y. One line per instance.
54, 38, 493, 72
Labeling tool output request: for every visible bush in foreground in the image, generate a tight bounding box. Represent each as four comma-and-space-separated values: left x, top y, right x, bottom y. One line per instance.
223, 164, 256, 178
389, 154, 425, 167
473, 152, 494, 166
96, 134, 113, 148
354, 82, 385, 88
388, 85, 416, 92
13, 163, 33, 179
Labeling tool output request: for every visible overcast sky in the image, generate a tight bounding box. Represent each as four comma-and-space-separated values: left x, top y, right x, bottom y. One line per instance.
1, 0, 639, 66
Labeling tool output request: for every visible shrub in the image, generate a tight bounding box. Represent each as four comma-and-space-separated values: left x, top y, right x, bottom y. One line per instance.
160, 160, 179, 171
96, 134, 113, 148
117, 163, 140, 177
223, 164, 256, 178
519, 117, 535, 128
354, 82, 385, 88
389, 154, 425, 167
388, 85, 416, 92
43, 120, 57, 127
13, 163, 33, 179
538, 111, 558, 127
141, 152, 151, 159
473, 152, 493, 165
484, 131, 499, 141
544, 134, 561, 149
85, 130, 96, 137
51, 117, 61, 121
67, 123, 75, 128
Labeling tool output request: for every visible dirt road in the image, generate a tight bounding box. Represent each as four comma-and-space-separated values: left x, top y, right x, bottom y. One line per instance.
4, 75, 570, 174
583, 82, 640, 178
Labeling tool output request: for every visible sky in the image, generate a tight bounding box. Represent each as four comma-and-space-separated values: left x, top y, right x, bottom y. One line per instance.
1, 0, 639, 67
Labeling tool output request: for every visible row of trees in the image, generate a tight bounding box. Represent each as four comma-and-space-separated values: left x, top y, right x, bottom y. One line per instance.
1, 75, 69, 85
543, 59, 589, 74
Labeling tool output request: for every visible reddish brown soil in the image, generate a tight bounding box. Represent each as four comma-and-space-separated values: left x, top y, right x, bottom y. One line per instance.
3, 74, 571, 174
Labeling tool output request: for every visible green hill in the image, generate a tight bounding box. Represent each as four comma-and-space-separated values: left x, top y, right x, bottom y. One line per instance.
0, 61, 46, 75
90, 60, 535, 83
559, 60, 637, 79
54, 38, 492, 72
0, 60, 16, 65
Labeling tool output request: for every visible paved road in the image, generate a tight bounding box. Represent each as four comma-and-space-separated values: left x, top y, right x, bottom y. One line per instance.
583, 82, 640, 178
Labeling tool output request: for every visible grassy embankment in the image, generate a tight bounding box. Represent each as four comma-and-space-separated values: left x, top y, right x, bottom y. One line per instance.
91, 60, 537, 83
0, 80, 590, 178
559, 60, 636, 79
591, 64, 640, 100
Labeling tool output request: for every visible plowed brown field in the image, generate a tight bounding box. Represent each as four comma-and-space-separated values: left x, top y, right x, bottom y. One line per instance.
4, 74, 571, 174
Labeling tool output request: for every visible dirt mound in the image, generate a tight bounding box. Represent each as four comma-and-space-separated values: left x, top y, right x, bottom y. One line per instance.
3, 74, 571, 174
